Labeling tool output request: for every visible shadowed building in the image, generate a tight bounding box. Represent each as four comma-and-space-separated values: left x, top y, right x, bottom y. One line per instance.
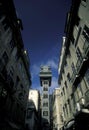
0, 0, 31, 130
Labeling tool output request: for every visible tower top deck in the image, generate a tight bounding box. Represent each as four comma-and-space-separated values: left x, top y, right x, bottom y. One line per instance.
39, 66, 52, 87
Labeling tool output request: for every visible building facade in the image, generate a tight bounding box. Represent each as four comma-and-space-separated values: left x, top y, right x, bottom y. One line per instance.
49, 94, 53, 130
0, 0, 31, 130
25, 89, 41, 130
39, 66, 52, 130
28, 89, 40, 111
58, 0, 89, 130
52, 88, 63, 130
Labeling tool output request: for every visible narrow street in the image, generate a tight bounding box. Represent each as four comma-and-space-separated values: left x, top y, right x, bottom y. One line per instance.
0, 0, 89, 130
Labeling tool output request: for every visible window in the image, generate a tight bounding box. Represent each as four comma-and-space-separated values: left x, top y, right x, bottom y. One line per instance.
27, 109, 32, 118
75, 27, 81, 46
9, 77, 14, 88
65, 81, 68, 88
9, 66, 14, 77
2, 18, 9, 30
0, 58, 4, 70
60, 115, 63, 122
71, 36, 75, 44
77, 83, 83, 98
68, 51, 71, 58
68, 99, 71, 112
85, 69, 89, 85
76, 16, 80, 27
9, 39, 15, 49
44, 81, 48, 85
7, 68, 14, 88
15, 76, 20, 88
18, 62, 22, 71
63, 87, 65, 95
71, 94, 76, 108
43, 94, 48, 98
61, 92, 63, 96
82, 25, 89, 41
67, 73, 71, 81
65, 104, 68, 115
2, 51, 8, 64
44, 87, 48, 91
43, 102, 48, 107
63, 106, 66, 117
21, 84, 24, 89
71, 63, 75, 72
65, 60, 67, 67
76, 47, 82, 59
43, 111, 48, 116
15, 53, 18, 61
18, 92, 23, 100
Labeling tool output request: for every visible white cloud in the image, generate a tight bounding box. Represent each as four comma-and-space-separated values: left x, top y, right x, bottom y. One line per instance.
31, 64, 40, 80
49, 76, 59, 94
31, 58, 58, 79
46, 60, 58, 70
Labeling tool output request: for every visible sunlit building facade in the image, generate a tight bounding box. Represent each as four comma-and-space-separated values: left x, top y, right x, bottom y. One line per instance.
0, 0, 31, 130
58, 0, 89, 130
52, 88, 63, 130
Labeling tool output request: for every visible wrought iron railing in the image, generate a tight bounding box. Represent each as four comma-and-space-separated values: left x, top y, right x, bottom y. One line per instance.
76, 56, 83, 74
83, 40, 89, 57
85, 90, 89, 106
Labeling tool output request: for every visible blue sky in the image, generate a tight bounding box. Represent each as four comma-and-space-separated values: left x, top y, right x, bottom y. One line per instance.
14, 0, 71, 94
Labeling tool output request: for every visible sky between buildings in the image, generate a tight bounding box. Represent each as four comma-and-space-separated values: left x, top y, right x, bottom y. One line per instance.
14, 0, 71, 94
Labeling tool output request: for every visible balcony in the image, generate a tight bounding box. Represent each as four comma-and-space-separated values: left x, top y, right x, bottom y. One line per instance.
71, 72, 76, 84
85, 90, 89, 107
83, 40, 89, 58
71, 70, 79, 86
76, 56, 83, 74
74, 97, 89, 122
73, 97, 85, 117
